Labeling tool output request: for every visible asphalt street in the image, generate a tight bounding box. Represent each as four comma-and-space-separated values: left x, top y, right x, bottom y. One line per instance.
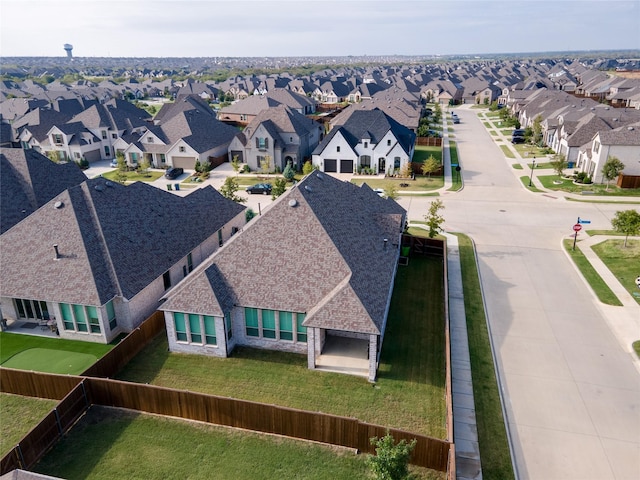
397, 107, 640, 480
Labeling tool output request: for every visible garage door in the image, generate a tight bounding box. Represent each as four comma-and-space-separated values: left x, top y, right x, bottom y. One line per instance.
172, 156, 196, 169
340, 159, 353, 173
324, 159, 337, 172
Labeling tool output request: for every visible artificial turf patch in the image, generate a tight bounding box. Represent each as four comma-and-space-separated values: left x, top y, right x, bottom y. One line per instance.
1, 348, 97, 375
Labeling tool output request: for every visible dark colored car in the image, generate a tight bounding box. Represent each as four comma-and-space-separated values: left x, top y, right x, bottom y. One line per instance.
246, 183, 272, 195
165, 167, 184, 179
511, 136, 526, 144
512, 129, 525, 137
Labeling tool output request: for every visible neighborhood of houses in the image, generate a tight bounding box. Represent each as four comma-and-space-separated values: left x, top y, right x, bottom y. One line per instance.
1, 56, 640, 381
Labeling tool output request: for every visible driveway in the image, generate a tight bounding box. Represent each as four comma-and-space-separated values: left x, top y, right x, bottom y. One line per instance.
398, 107, 640, 480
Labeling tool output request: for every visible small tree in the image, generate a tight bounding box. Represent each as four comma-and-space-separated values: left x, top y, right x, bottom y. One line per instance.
245, 208, 256, 222
138, 158, 151, 177
302, 160, 314, 175
260, 155, 273, 175
219, 176, 246, 203
611, 209, 640, 248
47, 150, 61, 163
231, 155, 241, 176
384, 184, 399, 200
271, 178, 287, 199
116, 152, 127, 172
424, 199, 445, 238
550, 153, 567, 177
282, 161, 295, 182
532, 115, 543, 146
399, 162, 412, 179
366, 432, 416, 480
601, 156, 625, 191
421, 155, 439, 177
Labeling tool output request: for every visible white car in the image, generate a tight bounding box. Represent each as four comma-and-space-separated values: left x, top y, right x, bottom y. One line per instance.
373, 188, 385, 197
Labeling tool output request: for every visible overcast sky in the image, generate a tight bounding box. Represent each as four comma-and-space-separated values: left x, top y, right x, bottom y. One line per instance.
1, 0, 638, 58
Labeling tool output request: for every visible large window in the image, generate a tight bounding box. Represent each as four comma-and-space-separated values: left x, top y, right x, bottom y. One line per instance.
296, 313, 307, 343
60, 303, 101, 334
189, 314, 202, 343
174, 312, 187, 342
52, 134, 63, 145
245, 308, 259, 337
204, 316, 216, 345
279, 311, 293, 341
256, 137, 268, 150
262, 310, 276, 339
360, 155, 371, 167
13, 298, 48, 320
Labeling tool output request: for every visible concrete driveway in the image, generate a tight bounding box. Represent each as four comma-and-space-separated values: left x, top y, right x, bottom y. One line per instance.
398, 107, 640, 480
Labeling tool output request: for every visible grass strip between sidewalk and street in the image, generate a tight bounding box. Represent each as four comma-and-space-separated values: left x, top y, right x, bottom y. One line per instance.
453, 234, 515, 480
562, 239, 623, 306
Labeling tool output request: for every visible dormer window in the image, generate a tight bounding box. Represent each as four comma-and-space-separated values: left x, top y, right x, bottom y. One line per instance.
364, 141, 368, 148
337, 146, 341, 153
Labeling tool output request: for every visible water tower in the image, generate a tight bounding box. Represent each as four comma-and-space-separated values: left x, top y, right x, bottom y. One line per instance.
63, 44, 73, 59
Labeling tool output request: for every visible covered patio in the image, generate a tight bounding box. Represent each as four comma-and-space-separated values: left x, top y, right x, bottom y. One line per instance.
314, 334, 370, 378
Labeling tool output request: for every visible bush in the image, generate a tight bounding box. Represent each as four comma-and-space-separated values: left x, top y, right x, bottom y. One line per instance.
75, 158, 89, 170
574, 172, 592, 184
241, 165, 251, 174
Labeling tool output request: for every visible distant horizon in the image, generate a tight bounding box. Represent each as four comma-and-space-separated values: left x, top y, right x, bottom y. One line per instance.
1, 1, 638, 58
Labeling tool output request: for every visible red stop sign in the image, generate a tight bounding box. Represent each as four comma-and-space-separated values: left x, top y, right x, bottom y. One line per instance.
573, 224, 582, 232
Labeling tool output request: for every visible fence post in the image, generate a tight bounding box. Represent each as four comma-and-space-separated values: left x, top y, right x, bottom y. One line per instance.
80, 379, 89, 407
16, 445, 25, 469
53, 408, 63, 435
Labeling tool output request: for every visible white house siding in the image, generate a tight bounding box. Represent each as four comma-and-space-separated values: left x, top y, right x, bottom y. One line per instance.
588, 143, 640, 183
312, 133, 356, 172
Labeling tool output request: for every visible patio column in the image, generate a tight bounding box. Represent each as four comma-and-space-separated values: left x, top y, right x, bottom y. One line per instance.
368, 334, 378, 382
307, 328, 316, 370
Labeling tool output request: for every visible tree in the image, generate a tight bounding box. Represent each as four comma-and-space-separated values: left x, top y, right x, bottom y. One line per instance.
302, 160, 314, 175
245, 208, 256, 222
550, 153, 567, 177
260, 155, 272, 175
219, 176, 246, 203
116, 151, 127, 172
231, 155, 241, 176
424, 199, 445, 238
532, 115, 543, 146
47, 150, 61, 163
384, 184, 399, 200
399, 162, 412, 178
601, 156, 625, 191
138, 158, 151, 177
611, 209, 640, 247
271, 177, 287, 199
366, 432, 416, 480
421, 155, 439, 177
282, 161, 295, 182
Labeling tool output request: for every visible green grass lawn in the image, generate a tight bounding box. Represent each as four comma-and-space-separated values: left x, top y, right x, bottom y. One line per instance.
489, 130, 497, 136
512, 144, 549, 158
483, 121, 491, 128
591, 239, 640, 305
448, 141, 462, 191
2, 348, 97, 375
100, 170, 164, 183
413, 145, 443, 164
33, 406, 441, 480
563, 239, 623, 306
512, 164, 523, 170
500, 145, 515, 158
0, 393, 57, 457
519, 176, 543, 192
538, 175, 640, 196
454, 234, 515, 480
633, 341, 640, 359
351, 177, 444, 192
117, 255, 446, 438
0, 332, 114, 366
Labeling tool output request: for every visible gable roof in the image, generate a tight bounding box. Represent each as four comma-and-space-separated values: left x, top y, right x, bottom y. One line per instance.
0, 147, 87, 233
160, 173, 406, 335
244, 104, 320, 138
0, 178, 246, 306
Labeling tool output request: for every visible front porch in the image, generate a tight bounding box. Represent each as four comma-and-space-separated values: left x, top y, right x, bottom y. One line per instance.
314, 335, 370, 378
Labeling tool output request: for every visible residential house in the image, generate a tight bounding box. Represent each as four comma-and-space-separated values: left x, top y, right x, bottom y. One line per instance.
159, 172, 407, 381
0, 147, 87, 234
227, 104, 323, 171
218, 88, 316, 126
312, 108, 416, 175
0, 177, 246, 343
575, 122, 640, 183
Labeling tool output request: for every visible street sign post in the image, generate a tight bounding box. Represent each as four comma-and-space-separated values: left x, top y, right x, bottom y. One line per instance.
572, 223, 582, 250
578, 217, 591, 224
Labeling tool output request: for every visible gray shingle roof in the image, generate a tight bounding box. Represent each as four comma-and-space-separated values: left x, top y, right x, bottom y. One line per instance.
0, 178, 245, 306
0, 148, 87, 233
160, 173, 406, 335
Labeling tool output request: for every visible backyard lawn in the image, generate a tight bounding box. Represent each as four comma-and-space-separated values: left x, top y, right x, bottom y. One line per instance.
0, 393, 57, 457
592, 239, 640, 305
413, 145, 442, 163
116, 255, 447, 438
33, 406, 443, 480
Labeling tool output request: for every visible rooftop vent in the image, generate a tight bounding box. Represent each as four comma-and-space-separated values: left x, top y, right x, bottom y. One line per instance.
383, 238, 388, 250
316, 172, 323, 179
105, 181, 114, 187
288, 199, 298, 207
628, 126, 635, 131
53, 244, 60, 260
53, 201, 63, 209
94, 184, 105, 192
305, 185, 312, 192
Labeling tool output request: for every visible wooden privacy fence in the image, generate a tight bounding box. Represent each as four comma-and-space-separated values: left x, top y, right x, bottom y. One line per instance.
617, 174, 640, 189
1, 376, 88, 474
416, 136, 443, 147
81, 310, 165, 378
0, 369, 452, 473
402, 234, 445, 257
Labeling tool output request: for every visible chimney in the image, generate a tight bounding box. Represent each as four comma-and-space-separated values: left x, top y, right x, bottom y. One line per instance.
53, 244, 60, 260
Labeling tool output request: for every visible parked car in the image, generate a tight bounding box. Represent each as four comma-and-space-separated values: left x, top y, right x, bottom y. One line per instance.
512, 129, 525, 137
246, 183, 272, 195
373, 188, 385, 197
110, 159, 119, 168
164, 167, 184, 179
511, 136, 526, 144
453, 117, 460, 124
